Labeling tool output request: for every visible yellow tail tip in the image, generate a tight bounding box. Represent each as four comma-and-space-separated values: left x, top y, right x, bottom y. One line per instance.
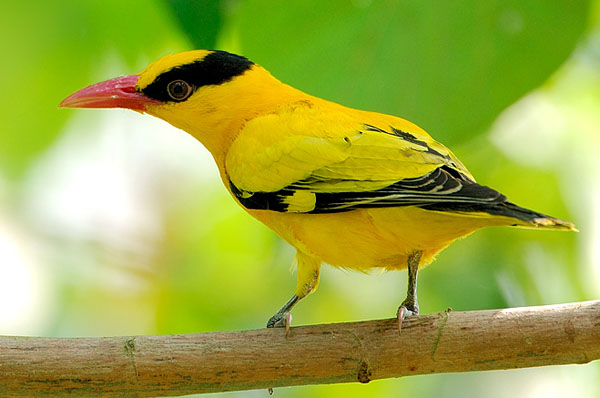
531, 217, 578, 232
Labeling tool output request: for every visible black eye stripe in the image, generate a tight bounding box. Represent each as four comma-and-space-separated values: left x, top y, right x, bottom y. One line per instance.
142, 51, 254, 103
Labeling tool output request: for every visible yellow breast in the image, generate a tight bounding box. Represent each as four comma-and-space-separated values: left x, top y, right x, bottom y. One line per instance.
247, 206, 505, 271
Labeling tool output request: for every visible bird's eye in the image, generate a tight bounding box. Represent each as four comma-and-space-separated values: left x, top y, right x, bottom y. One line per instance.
167, 80, 193, 101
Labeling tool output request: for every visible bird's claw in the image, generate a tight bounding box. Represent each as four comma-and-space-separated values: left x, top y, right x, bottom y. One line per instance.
397, 305, 418, 333
266, 311, 293, 337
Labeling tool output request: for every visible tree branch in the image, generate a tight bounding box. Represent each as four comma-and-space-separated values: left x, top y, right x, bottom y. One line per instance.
1, 300, 599, 397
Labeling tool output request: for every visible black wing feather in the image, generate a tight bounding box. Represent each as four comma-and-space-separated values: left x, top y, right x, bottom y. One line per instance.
231, 166, 508, 214
307, 166, 505, 213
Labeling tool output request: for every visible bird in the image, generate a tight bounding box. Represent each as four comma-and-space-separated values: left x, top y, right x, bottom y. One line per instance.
60, 49, 576, 332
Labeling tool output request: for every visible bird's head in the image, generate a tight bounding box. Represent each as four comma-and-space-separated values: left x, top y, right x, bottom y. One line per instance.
60, 50, 293, 159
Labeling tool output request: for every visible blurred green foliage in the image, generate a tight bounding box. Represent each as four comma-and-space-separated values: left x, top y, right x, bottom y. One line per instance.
233, 0, 590, 144
166, 0, 223, 49
0, 0, 187, 177
0, 1, 598, 397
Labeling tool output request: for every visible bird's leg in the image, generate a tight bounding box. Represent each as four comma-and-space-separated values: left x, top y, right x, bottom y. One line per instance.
266, 252, 321, 336
397, 250, 423, 332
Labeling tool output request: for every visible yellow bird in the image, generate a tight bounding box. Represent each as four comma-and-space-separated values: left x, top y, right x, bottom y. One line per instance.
60, 50, 576, 330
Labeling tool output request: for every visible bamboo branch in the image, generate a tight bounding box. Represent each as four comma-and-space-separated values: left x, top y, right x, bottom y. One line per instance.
1, 300, 599, 397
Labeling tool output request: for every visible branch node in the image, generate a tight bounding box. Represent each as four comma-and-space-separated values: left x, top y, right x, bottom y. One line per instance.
357, 360, 372, 383
431, 310, 450, 360
124, 336, 140, 379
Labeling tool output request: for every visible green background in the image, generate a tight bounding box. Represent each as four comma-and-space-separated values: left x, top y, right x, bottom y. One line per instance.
0, 1, 599, 397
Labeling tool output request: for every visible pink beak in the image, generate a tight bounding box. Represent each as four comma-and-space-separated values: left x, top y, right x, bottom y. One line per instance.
59, 75, 161, 111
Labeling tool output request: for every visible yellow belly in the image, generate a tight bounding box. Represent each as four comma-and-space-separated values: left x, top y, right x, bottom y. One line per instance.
248, 206, 506, 271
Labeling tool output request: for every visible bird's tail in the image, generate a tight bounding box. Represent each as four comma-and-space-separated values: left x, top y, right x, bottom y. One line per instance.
492, 202, 577, 231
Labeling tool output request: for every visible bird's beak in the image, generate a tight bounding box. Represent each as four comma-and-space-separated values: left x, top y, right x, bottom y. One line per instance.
59, 75, 161, 111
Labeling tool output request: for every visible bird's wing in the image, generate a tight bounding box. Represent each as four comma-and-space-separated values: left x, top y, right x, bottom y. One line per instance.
226, 104, 504, 213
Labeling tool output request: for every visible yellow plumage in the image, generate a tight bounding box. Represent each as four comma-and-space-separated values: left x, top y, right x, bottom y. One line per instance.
60, 49, 576, 328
